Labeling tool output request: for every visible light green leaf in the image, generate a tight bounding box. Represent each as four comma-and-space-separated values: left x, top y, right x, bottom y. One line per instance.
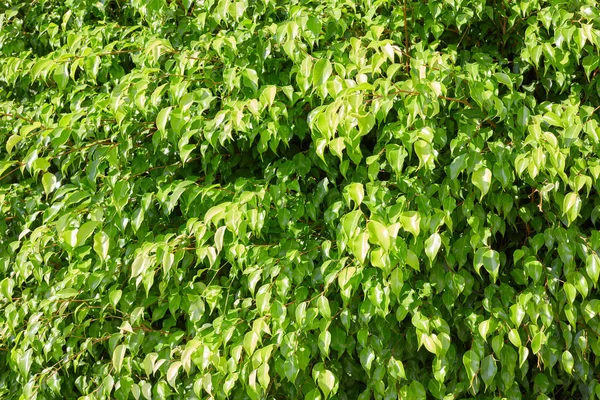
156, 107, 172, 135
214, 225, 226, 253
424, 232, 441, 262
109, 289, 122, 308
60, 229, 78, 248
6, 135, 22, 155
494, 72, 512, 88
341, 210, 362, 238
313, 58, 332, 86
317, 296, 331, 319
481, 249, 500, 283
143, 353, 158, 377
260, 85, 277, 108
561, 350, 574, 375
243, 330, 259, 355
318, 369, 336, 398
345, 182, 364, 208
18, 349, 33, 377
112, 345, 126, 373
386, 144, 407, 175
531, 332, 545, 354
586, 254, 600, 286
53, 62, 69, 90
76, 221, 99, 247
167, 361, 182, 388
257, 363, 270, 389
462, 350, 480, 382
284, 356, 299, 383
94, 231, 110, 260
388, 356, 406, 381
56, 288, 79, 299
414, 140, 432, 169
132, 253, 151, 278
367, 220, 391, 251
508, 329, 521, 347
472, 167, 492, 199
42, 172, 57, 196
406, 249, 420, 270
318, 330, 331, 358
350, 232, 369, 264
399, 211, 420, 238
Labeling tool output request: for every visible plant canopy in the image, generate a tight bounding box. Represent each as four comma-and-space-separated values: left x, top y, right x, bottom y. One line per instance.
1, 0, 600, 399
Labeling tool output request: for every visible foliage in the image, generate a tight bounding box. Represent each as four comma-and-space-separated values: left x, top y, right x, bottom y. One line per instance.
1, 0, 600, 399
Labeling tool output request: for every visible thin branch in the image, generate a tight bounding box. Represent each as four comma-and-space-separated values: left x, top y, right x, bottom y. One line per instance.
0, 113, 46, 129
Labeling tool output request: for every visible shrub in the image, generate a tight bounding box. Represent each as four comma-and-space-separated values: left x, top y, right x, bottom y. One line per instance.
1, 0, 600, 399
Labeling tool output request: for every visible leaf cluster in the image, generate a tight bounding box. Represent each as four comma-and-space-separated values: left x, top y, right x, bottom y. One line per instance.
1, 0, 600, 399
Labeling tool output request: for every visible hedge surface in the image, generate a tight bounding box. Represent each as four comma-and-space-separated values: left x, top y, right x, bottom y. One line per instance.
1, 0, 600, 399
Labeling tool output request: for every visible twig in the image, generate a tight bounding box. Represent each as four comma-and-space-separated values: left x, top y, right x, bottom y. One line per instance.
0, 113, 46, 129
0, 165, 22, 181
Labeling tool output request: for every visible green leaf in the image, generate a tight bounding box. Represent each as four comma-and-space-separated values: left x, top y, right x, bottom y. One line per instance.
586, 254, 600, 286
350, 232, 370, 264
472, 167, 492, 199
480, 355, 497, 389
367, 220, 391, 251
508, 329, 521, 347
112, 345, 126, 373
42, 172, 57, 196
313, 58, 332, 86
94, 231, 110, 260
408, 380, 426, 399
424, 233, 441, 262
481, 249, 500, 283
561, 350, 574, 375
317, 296, 331, 319
156, 107, 172, 135
318, 369, 336, 398
76, 221, 99, 247
17, 349, 33, 377
494, 72, 512, 88
517, 106, 530, 129
53, 62, 69, 90
525, 257, 543, 284
531, 332, 544, 354
167, 361, 181, 388
32, 157, 51, 174
56, 288, 79, 299
109, 289, 122, 308
6, 135, 22, 155
257, 363, 270, 389
399, 211, 420, 238
582, 56, 599, 79
414, 140, 432, 169
345, 183, 364, 208
305, 388, 322, 400
318, 331, 331, 358
386, 145, 407, 175
341, 210, 362, 238
462, 350, 480, 382
388, 356, 406, 381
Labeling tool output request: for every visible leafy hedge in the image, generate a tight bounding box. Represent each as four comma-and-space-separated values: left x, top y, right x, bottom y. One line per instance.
2, 0, 600, 399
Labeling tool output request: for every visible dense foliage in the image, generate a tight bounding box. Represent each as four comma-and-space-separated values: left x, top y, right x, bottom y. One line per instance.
1, 0, 600, 398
